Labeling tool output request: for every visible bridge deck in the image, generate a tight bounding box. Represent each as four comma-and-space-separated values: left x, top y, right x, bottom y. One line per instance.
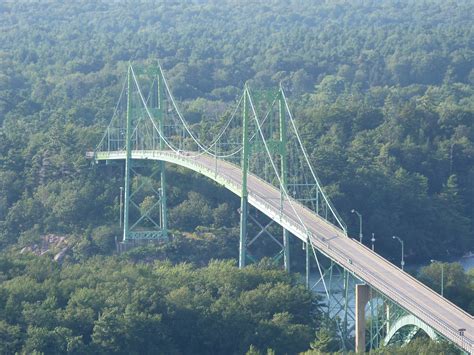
95, 150, 473, 354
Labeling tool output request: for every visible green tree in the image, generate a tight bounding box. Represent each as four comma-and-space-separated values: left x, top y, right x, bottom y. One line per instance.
0, 320, 22, 354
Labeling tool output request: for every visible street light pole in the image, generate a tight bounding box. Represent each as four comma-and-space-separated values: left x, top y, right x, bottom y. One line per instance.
430, 259, 444, 297
351, 209, 363, 243
371, 232, 375, 251
392, 235, 404, 271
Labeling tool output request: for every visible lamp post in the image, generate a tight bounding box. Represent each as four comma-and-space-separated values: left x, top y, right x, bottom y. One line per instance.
371, 232, 375, 251
430, 259, 444, 297
392, 235, 405, 270
351, 209, 363, 243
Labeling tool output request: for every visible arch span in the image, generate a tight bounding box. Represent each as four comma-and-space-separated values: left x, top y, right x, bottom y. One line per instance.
384, 314, 437, 345
93, 149, 473, 354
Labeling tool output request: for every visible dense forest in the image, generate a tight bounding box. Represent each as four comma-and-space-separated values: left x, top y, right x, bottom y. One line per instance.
0, 251, 466, 354
0, 0, 473, 353
0, 0, 473, 260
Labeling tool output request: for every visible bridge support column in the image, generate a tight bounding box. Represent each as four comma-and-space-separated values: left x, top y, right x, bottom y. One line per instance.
283, 230, 290, 272
157, 71, 167, 239
239, 199, 248, 269
123, 65, 133, 243
239, 86, 250, 269
305, 239, 310, 289
279, 88, 290, 272
356, 284, 371, 353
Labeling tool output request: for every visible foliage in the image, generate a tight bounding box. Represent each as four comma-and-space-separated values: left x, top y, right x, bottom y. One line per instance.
309, 317, 341, 353
369, 337, 461, 355
418, 262, 474, 313
0, 255, 318, 354
122, 228, 239, 266
301, 337, 461, 355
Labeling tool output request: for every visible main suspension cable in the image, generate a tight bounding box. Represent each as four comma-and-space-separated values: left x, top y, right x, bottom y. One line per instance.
159, 64, 242, 157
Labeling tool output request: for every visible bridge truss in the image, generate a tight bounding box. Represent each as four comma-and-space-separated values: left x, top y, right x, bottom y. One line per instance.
89, 63, 473, 354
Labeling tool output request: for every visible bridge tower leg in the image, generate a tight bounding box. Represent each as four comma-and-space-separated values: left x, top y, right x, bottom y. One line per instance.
305, 238, 310, 288
279, 87, 290, 272
239, 86, 250, 268
123, 64, 133, 242
157, 69, 168, 239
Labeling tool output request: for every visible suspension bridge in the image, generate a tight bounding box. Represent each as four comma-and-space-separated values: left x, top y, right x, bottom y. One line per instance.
87, 63, 473, 354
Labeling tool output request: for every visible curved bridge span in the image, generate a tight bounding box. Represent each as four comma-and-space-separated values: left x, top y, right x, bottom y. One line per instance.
96, 149, 473, 354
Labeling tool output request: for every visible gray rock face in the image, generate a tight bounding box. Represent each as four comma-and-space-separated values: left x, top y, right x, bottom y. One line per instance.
20, 234, 69, 262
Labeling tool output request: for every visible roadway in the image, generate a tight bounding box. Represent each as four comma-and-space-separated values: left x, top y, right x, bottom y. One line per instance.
95, 149, 473, 354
